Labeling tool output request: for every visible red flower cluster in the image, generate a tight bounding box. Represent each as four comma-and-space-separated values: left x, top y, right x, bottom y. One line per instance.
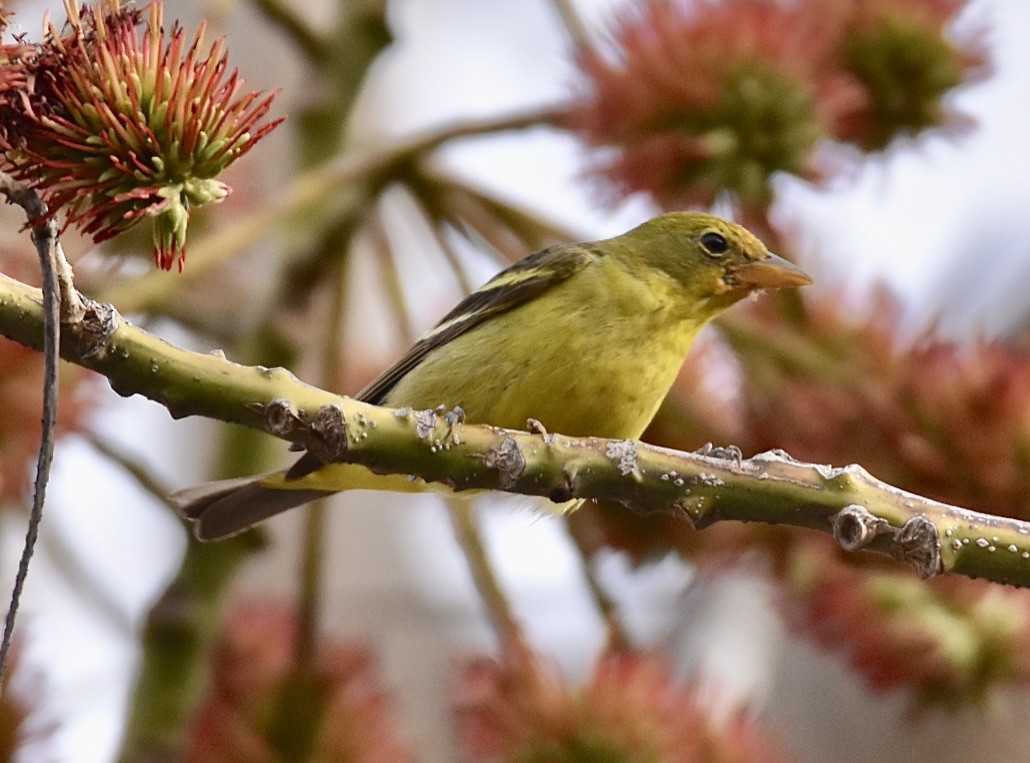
454, 645, 788, 761
0, 1, 282, 270
569, 0, 984, 210
187, 604, 410, 763
785, 538, 1030, 705
736, 292, 1030, 521
824, 0, 986, 149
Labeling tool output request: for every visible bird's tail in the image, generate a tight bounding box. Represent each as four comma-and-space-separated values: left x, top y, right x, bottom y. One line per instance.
171, 474, 333, 541
172, 462, 453, 541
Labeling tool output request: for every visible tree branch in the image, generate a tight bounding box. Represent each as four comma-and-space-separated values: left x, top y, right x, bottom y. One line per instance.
412, 169, 584, 259
85, 431, 177, 512
250, 0, 328, 62
446, 497, 526, 649
293, 258, 347, 672
564, 512, 631, 652
2, 274, 1029, 586
547, 0, 591, 51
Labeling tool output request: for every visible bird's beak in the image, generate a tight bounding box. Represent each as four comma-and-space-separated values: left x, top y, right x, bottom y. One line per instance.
726, 253, 812, 289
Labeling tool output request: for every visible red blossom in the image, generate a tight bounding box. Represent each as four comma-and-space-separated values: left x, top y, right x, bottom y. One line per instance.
0, 1, 282, 270
454, 645, 788, 762
818, 0, 987, 149
785, 537, 1030, 704
567, 0, 859, 209
735, 291, 1030, 519
567, 0, 983, 211
187, 603, 410, 763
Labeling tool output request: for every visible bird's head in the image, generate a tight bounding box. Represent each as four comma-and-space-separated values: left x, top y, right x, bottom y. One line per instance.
613, 212, 812, 317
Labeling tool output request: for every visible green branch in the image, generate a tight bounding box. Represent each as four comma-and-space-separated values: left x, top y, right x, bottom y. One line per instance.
547, 0, 591, 51
2, 274, 1029, 586
446, 497, 526, 649
250, 0, 328, 61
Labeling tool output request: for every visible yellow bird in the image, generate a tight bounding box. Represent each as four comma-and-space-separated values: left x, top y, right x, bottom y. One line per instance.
176, 212, 811, 540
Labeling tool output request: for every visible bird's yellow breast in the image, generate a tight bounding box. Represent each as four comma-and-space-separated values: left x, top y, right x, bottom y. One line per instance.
382, 255, 702, 440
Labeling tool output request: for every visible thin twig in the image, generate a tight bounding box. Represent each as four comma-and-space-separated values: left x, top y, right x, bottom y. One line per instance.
446, 498, 525, 649
565, 512, 631, 652
294, 260, 347, 670
426, 218, 476, 297
24, 502, 134, 634
0, 177, 63, 687
418, 171, 582, 262
294, 496, 327, 669
0, 173, 83, 321
398, 185, 477, 296
78, 431, 190, 637
52, 240, 84, 322
443, 176, 584, 246
250, 0, 327, 62
715, 310, 853, 384
84, 431, 176, 512
400, 104, 568, 151
434, 185, 536, 264
367, 207, 416, 345
547, 0, 592, 51
368, 208, 526, 648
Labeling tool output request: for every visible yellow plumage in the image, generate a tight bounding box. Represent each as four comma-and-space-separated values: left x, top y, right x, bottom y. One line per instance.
386, 253, 702, 437
175, 212, 811, 539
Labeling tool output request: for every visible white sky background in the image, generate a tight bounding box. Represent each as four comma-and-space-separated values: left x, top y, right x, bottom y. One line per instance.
4, 0, 1030, 761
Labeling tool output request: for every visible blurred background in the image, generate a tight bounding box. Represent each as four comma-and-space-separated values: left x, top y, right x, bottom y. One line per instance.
2, 0, 1030, 760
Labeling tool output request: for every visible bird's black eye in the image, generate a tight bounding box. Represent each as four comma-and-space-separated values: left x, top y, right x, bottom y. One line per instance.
700, 232, 729, 257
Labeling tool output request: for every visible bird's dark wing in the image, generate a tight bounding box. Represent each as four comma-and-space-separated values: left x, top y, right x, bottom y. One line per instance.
356, 244, 597, 405
286, 243, 598, 479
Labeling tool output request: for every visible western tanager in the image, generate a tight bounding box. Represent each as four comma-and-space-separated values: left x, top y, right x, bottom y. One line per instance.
176, 212, 811, 540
